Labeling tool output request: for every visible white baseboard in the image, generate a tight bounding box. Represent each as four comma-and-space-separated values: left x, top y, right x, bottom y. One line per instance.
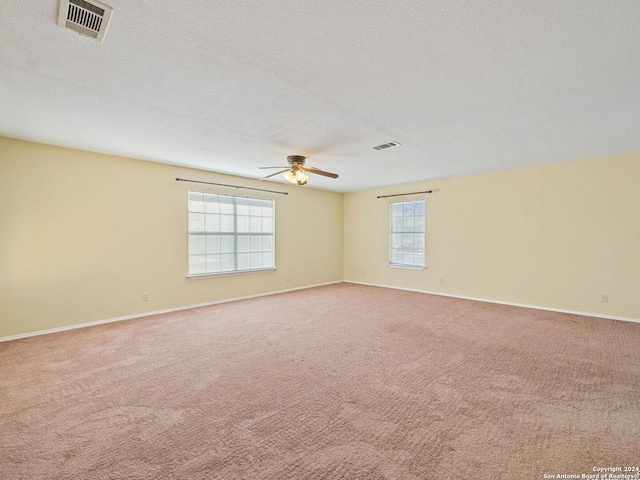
0, 281, 343, 343
345, 280, 640, 324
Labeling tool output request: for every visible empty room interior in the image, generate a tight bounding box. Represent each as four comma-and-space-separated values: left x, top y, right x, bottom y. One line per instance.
1, 1, 639, 479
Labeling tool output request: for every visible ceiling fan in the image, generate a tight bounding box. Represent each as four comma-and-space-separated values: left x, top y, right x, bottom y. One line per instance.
259, 155, 339, 186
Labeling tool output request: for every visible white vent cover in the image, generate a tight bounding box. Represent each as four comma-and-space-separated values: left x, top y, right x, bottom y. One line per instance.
373, 141, 401, 151
57, 0, 113, 43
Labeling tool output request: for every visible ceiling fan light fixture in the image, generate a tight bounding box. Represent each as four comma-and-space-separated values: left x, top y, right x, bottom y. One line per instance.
283, 169, 309, 186
283, 170, 297, 184
295, 170, 309, 183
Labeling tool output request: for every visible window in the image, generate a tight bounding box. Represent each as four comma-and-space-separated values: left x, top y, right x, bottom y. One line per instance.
389, 199, 425, 268
188, 191, 274, 276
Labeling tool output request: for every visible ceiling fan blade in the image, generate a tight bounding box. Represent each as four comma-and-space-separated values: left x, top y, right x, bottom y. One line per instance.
299, 165, 339, 179
259, 169, 290, 180
259, 166, 289, 169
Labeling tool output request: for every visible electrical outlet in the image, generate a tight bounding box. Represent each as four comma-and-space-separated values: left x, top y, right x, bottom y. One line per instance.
142, 293, 149, 302
361, 271, 365, 277
439, 278, 444, 284
600, 294, 608, 303
286, 276, 290, 283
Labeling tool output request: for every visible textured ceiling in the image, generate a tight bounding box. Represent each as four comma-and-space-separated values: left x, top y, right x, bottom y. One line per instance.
1, 1, 639, 192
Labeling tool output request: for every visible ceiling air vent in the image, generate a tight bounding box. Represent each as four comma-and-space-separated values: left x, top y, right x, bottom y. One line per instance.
57, 0, 113, 43
373, 141, 401, 151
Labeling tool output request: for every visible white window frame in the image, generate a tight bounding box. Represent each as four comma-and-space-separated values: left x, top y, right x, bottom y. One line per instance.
187, 191, 275, 277
389, 199, 426, 270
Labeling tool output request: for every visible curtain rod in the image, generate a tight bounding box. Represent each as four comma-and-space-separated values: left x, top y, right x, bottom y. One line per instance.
377, 190, 432, 199
175, 178, 288, 195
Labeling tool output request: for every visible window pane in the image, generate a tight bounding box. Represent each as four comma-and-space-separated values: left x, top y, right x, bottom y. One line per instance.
403, 215, 415, 231
189, 255, 205, 274
412, 234, 420, 250
205, 214, 219, 232
250, 205, 261, 216
236, 203, 249, 215
260, 235, 271, 252
205, 235, 219, 254
189, 213, 204, 232
391, 233, 403, 250
249, 217, 261, 232
261, 252, 273, 268
220, 254, 233, 272
237, 215, 249, 232
204, 199, 219, 213
220, 215, 234, 232
261, 217, 273, 233
219, 202, 234, 214
249, 252, 261, 267
399, 234, 407, 252
249, 236, 261, 251
189, 192, 204, 212
237, 253, 249, 270
220, 235, 233, 253
205, 254, 220, 273
189, 235, 205, 255
403, 202, 415, 216
237, 235, 249, 253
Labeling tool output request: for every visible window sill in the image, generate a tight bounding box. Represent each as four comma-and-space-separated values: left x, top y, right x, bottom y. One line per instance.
388, 264, 427, 271
187, 268, 276, 279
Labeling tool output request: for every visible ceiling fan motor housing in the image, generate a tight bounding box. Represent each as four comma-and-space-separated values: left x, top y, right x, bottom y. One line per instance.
287, 155, 306, 166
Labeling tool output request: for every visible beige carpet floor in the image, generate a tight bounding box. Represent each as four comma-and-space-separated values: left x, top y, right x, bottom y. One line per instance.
1, 283, 639, 479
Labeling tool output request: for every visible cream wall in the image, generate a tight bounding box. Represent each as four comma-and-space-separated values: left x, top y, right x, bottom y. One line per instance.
0, 137, 343, 338
2, 136, 638, 339
344, 153, 640, 320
